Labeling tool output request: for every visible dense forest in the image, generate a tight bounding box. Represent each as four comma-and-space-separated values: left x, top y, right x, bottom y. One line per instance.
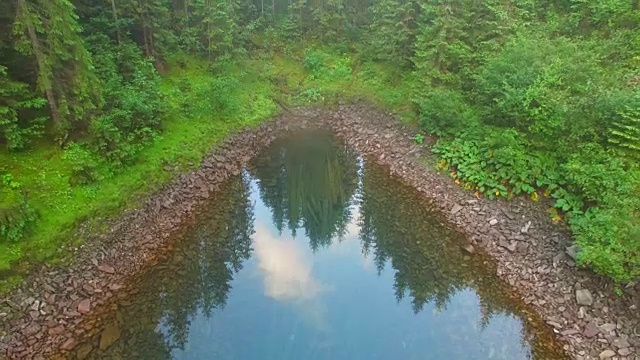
0, 0, 638, 285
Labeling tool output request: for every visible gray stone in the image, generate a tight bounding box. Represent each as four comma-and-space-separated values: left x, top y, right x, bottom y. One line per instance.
584, 322, 599, 338
520, 221, 532, 233
451, 204, 464, 215
600, 323, 617, 333
598, 349, 615, 359
575, 289, 593, 306
617, 347, 632, 356
612, 337, 630, 349
566, 245, 580, 260
553, 252, 565, 266
489, 219, 499, 226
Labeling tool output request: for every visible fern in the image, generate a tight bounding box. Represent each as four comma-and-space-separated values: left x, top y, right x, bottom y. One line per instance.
608, 106, 640, 156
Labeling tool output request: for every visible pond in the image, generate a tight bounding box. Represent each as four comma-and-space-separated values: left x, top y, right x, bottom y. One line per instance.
71, 130, 565, 359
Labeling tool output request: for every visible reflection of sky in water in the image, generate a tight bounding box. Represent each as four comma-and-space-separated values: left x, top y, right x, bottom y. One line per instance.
159, 178, 533, 360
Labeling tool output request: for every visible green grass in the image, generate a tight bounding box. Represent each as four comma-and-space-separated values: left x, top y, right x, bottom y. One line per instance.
0, 57, 278, 288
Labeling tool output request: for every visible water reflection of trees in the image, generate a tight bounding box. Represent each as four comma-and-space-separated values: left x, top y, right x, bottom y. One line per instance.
359, 162, 505, 313
357, 160, 563, 358
76, 175, 255, 359
250, 131, 359, 251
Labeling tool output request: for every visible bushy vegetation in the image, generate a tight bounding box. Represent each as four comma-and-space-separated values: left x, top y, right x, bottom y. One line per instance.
0, 0, 637, 285
408, 3, 640, 282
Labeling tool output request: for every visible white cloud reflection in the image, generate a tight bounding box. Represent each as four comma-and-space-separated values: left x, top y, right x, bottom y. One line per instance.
253, 224, 330, 301
252, 223, 333, 332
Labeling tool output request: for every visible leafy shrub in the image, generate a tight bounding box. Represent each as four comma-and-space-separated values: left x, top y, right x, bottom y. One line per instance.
303, 48, 353, 82
297, 88, 324, 103
570, 206, 640, 282
416, 88, 479, 136
304, 48, 326, 76
474, 34, 609, 153
1, 174, 38, 244
0, 66, 47, 150
62, 143, 107, 185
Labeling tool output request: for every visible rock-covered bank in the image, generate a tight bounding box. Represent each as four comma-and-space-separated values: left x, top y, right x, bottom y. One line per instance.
1, 104, 638, 360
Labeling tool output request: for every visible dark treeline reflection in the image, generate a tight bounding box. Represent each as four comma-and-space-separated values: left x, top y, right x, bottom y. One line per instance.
249, 130, 359, 251
72, 131, 563, 359
77, 175, 255, 359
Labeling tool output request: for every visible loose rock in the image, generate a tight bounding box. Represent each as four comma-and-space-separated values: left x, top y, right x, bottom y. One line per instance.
598, 349, 615, 359
451, 204, 463, 215
77, 299, 91, 314
97, 264, 115, 274
99, 322, 121, 351
575, 289, 593, 306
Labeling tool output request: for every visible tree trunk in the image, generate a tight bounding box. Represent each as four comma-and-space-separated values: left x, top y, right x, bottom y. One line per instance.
138, 0, 151, 56
17, 0, 60, 125
111, 0, 121, 44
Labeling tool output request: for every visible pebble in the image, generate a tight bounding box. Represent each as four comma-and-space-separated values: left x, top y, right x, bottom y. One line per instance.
617, 347, 633, 356
77, 299, 91, 314
598, 349, 616, 359
451, 204, 464, 215
60, 337, 77, 351
600, 323, 617, 333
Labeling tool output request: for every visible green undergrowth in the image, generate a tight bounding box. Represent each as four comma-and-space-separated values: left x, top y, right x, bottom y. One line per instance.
254, 45, 416, 123
0, 57, 277, 289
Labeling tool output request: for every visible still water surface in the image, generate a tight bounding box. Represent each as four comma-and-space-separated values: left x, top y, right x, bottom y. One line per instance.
74, 131, 564, 359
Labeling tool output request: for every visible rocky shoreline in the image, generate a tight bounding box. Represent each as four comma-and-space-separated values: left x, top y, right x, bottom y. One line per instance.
1, 104, 638, 360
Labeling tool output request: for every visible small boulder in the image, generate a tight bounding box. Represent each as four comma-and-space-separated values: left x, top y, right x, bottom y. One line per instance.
489, 219, 499, 226
575, 289, 593, 306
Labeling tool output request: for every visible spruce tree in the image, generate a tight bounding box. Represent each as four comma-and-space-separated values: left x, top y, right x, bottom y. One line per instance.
13, 0, 101, 142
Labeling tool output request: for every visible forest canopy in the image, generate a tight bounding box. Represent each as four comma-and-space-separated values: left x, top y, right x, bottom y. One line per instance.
0, 0, 638, 283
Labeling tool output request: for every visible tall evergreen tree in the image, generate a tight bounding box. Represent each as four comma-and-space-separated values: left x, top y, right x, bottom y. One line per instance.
13, 0, 101, 142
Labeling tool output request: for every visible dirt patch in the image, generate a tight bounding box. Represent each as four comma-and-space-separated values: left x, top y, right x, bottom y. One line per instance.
1, 104, 638, 360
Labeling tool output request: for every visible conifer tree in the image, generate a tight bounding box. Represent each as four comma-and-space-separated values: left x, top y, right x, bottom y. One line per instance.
13, 0, 101, 142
